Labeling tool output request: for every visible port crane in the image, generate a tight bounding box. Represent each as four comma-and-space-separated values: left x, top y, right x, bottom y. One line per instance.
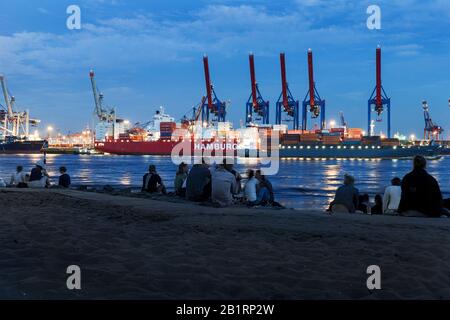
367, 46, 392, 138
245, 53, 269, 125
0, 74, 40, 140
339, 111, 348, 131
89, 70, 117, 123
181, 96, 207, 127
275, 53, 300, 130
302, 49, 325, 131
422, 100, 443, 140
200, 56, 226, 124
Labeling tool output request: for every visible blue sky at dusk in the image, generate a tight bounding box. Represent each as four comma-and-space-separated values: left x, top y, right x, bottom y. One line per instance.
0, 0, 449, 138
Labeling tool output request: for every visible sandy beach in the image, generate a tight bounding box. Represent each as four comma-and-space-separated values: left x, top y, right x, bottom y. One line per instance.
1, 188, 449, 300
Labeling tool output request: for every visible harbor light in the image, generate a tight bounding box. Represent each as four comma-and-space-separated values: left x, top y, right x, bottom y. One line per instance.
329, 120, 336, 128
410, 134, 416, 141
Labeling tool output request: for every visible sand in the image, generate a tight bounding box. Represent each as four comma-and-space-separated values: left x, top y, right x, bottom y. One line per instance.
0, 188, 449, 299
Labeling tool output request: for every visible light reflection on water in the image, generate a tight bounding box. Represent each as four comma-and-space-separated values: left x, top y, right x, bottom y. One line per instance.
0, 154, 449, 210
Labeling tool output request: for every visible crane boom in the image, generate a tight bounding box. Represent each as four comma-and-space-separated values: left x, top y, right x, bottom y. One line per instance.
203, 56, 213, 111
0, 75, 13, 117
308, 49, 315, 109
376, 46, 382, 110
280, 53, 289, 109
249, 54, 258, 109
89, 70, 102, 119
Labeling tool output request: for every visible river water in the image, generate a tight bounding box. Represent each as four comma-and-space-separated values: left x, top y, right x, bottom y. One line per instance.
1, 154, 449, 210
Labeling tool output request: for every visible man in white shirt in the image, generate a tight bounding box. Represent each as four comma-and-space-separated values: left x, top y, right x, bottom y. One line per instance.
9, 165, 27, 187
383, 177, 402, 214
244, 169, 258, 204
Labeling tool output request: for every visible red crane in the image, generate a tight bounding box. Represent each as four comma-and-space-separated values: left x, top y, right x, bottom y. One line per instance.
245, 53, 269, 125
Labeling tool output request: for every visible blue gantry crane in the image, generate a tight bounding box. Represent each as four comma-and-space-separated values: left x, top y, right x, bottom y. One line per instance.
302, 49, 325, 131
275, 53, 299, 130
201, 55, 226, 124
245, 53, 269, 125
367, 46, 391, 137
422, 100, 443, 140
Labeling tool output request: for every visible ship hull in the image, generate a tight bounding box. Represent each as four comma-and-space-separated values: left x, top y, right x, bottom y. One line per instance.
95, 139, 239, 156
279, 144, 441, 159
95, 140, 180, 155
0, 140, 45, 154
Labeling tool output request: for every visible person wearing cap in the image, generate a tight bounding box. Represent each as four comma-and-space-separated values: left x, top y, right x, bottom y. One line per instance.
28, 160, 50, 188
142, 164, 166, 194
329, 174, 359, 213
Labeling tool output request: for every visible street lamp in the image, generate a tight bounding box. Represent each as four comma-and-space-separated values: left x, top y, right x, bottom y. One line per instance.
46, 126, 54, 139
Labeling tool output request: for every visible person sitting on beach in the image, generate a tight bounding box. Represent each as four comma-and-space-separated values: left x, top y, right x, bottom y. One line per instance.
329, 174, 359, 213
174, 162, 188, 197
244, 169, 259, 206
357, 194, 370, 214
398, 156, 446, 217
58, 166, 71, 188
9, 165, 28, 188
255, 170, 274, 205
225, 161, 242, 194
211, 162, 237, 207
383, 177, 402, 215
371, 194, 383, 215
186, 160, 211, 202
28, 161, 50, 188
142, 165, 167, 194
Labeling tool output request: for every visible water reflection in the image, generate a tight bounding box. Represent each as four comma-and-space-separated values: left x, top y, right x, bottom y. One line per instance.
1, 155, 449, 210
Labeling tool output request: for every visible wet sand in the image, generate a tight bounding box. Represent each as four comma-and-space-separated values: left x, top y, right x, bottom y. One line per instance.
1, 188, 449, 299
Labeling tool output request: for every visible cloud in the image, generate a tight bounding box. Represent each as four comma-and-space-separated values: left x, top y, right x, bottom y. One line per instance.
37, 8, 49, 14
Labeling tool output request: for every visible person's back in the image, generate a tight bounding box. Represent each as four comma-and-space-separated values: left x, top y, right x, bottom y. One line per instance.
398, 156, 443, 217
10, 166, 27, 187
383, 177, 402, 214
212, 166, 236, 207
174, 163, 188, 197
142, 165, 166, 194
371, 194, 383, 215
186, 164, 211, 201
58, 167, 71, 188
244, 170, 258, 203
29, 167, 43, 182
331, 174, 359, 213
334, 184, 359, 212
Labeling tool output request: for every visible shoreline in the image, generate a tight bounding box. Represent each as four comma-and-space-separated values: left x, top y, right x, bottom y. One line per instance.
1, 188, 450, 299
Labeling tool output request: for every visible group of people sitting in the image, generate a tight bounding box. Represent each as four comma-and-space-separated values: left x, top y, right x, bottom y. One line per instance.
2, 161, 71, 189
141, 160, 279, 208
329, 155, 450, 218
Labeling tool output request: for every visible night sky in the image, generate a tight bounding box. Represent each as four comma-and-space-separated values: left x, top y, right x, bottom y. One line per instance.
0, 0, 449, 138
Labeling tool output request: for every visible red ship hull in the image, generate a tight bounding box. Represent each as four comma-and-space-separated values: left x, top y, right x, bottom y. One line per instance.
94, 139, 239, 156
95, 140, 179, 155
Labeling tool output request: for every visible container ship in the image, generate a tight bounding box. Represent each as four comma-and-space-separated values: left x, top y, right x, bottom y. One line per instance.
1, 75, 45, 154
0, 137, 45, 154
92, 48, 446, 159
